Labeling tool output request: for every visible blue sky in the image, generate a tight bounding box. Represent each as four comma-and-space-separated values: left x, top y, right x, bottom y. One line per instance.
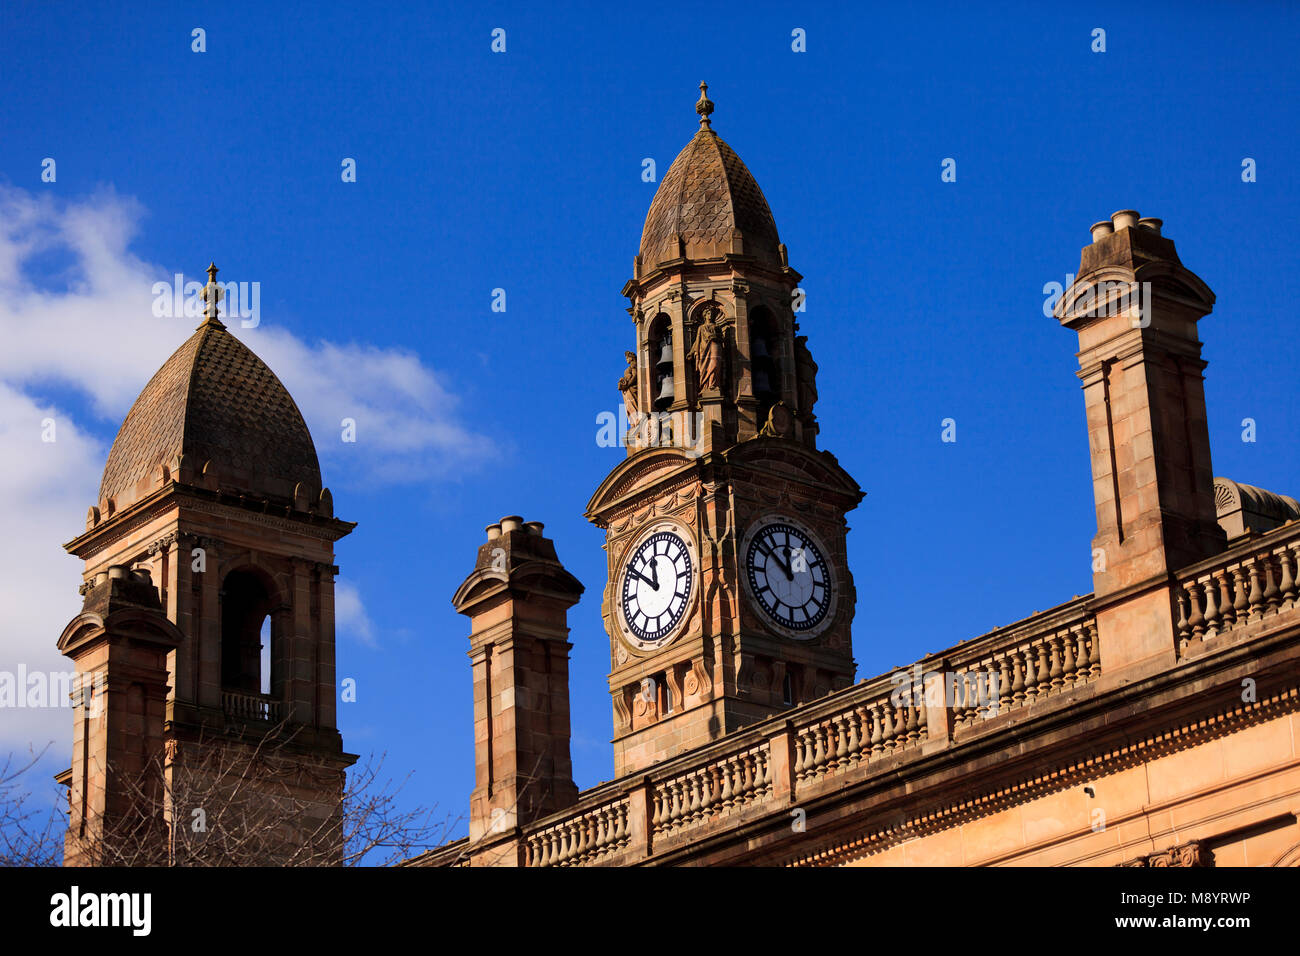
1, 1, 1297, 848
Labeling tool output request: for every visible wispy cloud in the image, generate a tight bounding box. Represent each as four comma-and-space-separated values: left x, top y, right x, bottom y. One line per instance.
0, 184, 491, 746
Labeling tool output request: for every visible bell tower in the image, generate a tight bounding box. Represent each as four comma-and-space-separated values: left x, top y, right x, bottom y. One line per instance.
588, 87, 863, 777
58, 265, 356, 865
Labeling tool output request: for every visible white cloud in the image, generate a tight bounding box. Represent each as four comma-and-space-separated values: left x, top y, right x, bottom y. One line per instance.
0, 184, 490, 748
0, 383, 103, 750
334, 581, 376, 648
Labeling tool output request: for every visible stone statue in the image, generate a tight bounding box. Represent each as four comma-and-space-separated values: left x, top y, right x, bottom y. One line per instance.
617, 350, 639, 418
794, 335, 818, 416
692, 310, 723, 393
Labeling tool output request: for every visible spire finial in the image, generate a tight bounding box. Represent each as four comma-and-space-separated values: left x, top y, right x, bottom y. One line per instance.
200, 262, 225, 329
696, 81, 714, 129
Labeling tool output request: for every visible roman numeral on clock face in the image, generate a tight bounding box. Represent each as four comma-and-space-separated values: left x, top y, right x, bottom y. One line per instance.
621, 529, 693, 646
745, 522, 832, 633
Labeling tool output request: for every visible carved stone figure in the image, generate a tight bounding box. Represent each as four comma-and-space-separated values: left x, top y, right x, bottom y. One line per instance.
794, 334, 818, 416
617, 350, 639, 417
692, 313, 723, 393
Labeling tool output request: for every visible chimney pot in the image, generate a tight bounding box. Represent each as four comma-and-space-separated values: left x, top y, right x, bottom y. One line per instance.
1089, 221, 1115, 243
1111, 209, 1140, 231
525, 521, 545, 536
499, 515, 523, 534
1138, 217, 1163, 236
485, 523, 501, 541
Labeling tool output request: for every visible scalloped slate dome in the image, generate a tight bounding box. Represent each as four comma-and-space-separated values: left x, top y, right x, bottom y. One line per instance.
98, 316, 321, 513
640, 122, 782, 271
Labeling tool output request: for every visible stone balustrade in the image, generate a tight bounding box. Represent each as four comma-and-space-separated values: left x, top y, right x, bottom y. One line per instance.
651, 741, 772, 838
525, 795, 631, 867
791, 683, 925, 787
947, 613, 1099, 729
510, 596, 1104, 866
221, 689, 281, 722
1175, 522, 1300, 654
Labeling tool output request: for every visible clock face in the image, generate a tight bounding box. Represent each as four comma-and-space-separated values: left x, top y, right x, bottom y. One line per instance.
744, 521, 833, 635
620, 528, 694, 648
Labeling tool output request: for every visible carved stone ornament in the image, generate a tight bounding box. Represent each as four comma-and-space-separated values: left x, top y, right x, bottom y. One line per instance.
1120, 841, 1213, 867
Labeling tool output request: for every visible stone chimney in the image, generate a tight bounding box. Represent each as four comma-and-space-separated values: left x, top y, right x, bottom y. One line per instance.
1054, 211, 1226, 672
451, 516, 584, 865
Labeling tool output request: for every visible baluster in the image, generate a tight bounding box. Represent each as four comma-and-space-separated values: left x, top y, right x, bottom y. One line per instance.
1227, 567, 1246, 629
1263, 556, 1281, 613
1020, 648, 1037, 703
833, 714, 849, 768
1278, 546, 1297, 611
1048, 635, 1064, 691
699, 767, 715, 815
687, 774, 702, 821
1186, 581, 1205, 639
668, 780, 682, 826
917, 695, 929, 738
1061, 630, 1077, 687
793, 729, 808, 780
1088, 624, 1101, 677
991, 656, 1010, 715
846, 708, 862, 763
1216, 572, 1235, 630
811, 723, 827, 773
1175, 589, 1190, 648
741, 752, 757, 800
905, 700, 919, 742
1247, 561, 1265, 621
1202, 575, 1221, 639
869, 703, 884, 754
1033, 642, 1050, 699
758, 748, 772, 794
1010, 650, 1026, 704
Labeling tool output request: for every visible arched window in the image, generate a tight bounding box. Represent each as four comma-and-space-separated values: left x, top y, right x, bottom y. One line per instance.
748, 306, 780, 420
220, 570, 274, 696
649, 314, 675, 411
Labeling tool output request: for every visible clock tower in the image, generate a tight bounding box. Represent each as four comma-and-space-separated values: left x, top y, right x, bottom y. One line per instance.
587, 85, 863, 777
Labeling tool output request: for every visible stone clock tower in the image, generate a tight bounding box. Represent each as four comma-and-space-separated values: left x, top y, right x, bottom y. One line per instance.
587, 86, 863, 777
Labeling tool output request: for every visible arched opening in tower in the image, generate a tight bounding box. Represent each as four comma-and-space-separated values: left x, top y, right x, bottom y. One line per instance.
749, 306, 780, 421
220, 569, 275, 697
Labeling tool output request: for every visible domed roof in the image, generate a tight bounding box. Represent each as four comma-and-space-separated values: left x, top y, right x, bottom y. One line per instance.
98, 311, 321, 514
639, 85, 782, 271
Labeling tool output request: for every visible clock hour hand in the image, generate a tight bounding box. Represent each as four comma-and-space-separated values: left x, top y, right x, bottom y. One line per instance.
626, 567, 655, 590
757, 541, 793, 581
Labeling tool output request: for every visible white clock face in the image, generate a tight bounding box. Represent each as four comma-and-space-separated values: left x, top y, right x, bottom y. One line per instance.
620, 528, 694, 648
744, 521, 833, 635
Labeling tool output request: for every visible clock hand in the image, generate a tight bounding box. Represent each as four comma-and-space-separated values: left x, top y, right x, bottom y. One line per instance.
629, 566, 657, 589
649, 556, 659, 590
758, 541, 793, 581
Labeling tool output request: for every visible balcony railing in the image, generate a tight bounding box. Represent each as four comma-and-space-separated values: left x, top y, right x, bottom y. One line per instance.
1174, 521, 1300, 656
221, 689, 282, 722
512, 597, 1100, 866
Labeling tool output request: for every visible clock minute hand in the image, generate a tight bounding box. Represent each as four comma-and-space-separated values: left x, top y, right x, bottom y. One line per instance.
630, 563, 658, 590
758, 541, 793, 581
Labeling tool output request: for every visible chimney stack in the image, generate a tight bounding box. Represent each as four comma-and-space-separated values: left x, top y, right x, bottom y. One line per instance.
1054, 212, 1226, 673
451, 516, 584, 865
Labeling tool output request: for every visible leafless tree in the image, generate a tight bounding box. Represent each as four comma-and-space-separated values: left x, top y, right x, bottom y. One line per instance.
5, 722, 455, 867
0, 746, 65, 866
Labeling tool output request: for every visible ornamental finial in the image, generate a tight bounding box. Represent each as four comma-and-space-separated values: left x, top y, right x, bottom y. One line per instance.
696, 81, 714, 128
200, 262, 225, 329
